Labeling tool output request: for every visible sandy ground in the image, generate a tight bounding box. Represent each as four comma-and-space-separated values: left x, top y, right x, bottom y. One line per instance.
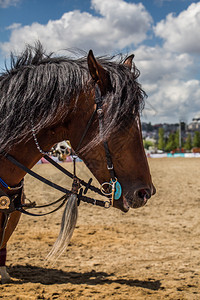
0, 158, 199, 299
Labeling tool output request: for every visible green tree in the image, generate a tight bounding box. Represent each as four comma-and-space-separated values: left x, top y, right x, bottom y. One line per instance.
174, 130, 180, 149
184, 133, 192, 150
193, 131, 200, 147
165, 133, 176, 152
143, 140, 154, 150
158, 128, 165, 150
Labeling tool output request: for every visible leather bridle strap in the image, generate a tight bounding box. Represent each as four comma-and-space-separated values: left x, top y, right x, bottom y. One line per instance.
75, 109, 97, 154
5, 153, 104, 197
5, 153, 70, 194
18, 194, 69, 217
3, 154, 111, 215
95, 85, 115, 180
43, 154, 102, 195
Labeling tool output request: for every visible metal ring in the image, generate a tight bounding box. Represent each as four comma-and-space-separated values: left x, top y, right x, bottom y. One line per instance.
104, 200, 111, 208
101, 182, 112, 196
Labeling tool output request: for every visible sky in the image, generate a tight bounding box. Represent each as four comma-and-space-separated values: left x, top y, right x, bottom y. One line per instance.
0, 0, 200, 124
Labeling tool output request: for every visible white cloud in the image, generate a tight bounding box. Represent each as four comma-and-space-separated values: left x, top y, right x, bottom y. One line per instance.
134, 45, 193, 83
0, 0, 152, 55
133, 45, 200, 124
6, 23, 21, 30
0, 0, 20, 8
154, 2, 200, 54
142, 78, 200, 123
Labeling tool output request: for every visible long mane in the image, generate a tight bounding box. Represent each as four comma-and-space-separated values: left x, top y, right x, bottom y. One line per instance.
0, 42, 146, 153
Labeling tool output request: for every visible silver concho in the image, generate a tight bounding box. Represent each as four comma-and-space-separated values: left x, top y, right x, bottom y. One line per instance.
0, 196, 10, 210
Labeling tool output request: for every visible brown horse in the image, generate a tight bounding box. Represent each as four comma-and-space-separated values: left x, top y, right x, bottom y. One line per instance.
0, 43, 155, 283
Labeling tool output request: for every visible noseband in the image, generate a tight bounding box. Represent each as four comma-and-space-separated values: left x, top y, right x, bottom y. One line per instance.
0, 85, 122, 218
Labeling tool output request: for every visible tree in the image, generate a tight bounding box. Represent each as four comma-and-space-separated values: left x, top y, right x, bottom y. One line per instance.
165, 133, 176, 152
143, 140, 154, 150
184, 134, 192, 150
174, 130, 180, 149
158, 128, 165, 150
193, 131, 200, 148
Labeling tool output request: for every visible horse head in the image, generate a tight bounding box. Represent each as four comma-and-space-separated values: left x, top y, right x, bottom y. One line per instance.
0, 46, 155, 212
66, 50, 156, 212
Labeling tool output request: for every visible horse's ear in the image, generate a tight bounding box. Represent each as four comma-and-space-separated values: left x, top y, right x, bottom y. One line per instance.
123, 54, 135, 70
87, 50, 110, 94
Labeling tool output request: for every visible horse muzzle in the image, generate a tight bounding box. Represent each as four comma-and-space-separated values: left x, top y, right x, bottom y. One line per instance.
114, 184, 156, 212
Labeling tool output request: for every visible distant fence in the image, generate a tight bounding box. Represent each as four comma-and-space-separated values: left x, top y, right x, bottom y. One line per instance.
149, 153, 200, 158
37, 156, 83, 164
36, 153, 200, 164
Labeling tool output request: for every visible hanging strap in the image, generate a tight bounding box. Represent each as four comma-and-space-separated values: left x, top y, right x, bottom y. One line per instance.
17, 194, 68, 216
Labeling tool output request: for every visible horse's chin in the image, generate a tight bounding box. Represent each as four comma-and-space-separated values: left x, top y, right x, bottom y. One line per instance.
122, 196, 130, 212
113, 196, 130, 213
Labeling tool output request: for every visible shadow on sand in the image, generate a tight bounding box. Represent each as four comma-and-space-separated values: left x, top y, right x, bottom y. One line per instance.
8, 264, 163, 291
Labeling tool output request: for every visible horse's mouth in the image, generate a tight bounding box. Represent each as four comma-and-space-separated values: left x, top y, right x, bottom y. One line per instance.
114, 189, 151, 212
123, 194, 149, 209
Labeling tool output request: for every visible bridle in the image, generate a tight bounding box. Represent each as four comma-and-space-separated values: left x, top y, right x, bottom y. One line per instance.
0, 85, 122, 221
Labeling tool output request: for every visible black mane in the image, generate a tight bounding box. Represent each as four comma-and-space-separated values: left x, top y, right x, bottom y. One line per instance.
0, 42, 146, 153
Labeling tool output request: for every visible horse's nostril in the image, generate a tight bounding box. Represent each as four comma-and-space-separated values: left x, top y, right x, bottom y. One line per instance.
136, 189, 151, 200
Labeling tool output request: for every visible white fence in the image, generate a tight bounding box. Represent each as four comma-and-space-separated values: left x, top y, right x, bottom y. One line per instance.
149, 153, 200, 158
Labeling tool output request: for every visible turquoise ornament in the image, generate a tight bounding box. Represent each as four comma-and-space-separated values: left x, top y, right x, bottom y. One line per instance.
110, 180, 122, 200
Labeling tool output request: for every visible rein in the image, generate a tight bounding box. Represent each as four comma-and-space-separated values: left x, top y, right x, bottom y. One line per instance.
0, 85, 121, 218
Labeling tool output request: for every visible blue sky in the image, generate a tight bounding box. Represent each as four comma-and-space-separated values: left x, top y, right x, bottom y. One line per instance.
0, 0, 200, 124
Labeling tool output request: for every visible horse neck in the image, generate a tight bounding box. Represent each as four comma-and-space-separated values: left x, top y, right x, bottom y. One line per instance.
0, 90, 95, 188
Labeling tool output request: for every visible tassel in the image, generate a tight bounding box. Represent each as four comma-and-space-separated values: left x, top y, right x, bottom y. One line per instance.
46, 194, 78, 261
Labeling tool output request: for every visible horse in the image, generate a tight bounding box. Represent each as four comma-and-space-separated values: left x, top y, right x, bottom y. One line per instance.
0, 43, 155, 283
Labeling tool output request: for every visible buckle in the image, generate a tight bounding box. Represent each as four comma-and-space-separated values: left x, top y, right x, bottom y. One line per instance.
107, 164, 113, 170
97, 108, 104, 118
